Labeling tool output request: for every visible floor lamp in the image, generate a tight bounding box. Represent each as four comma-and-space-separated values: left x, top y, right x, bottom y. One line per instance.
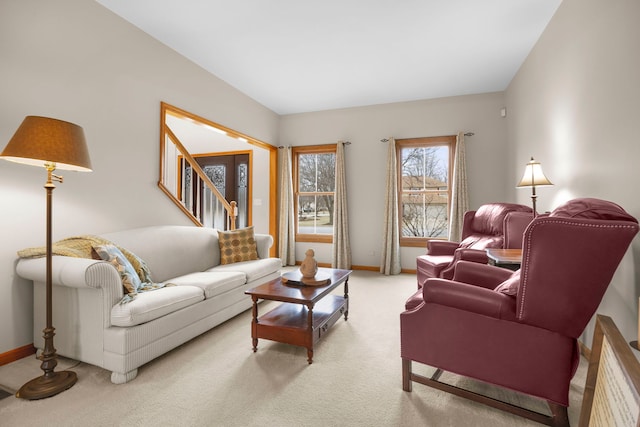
516, 156, 553, 217
1, 116, 92, 400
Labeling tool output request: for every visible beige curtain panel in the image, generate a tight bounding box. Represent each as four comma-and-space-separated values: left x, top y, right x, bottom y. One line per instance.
332, 141, 351, 269
448, 132, 469, 242
278, 146, 296, 266
380, 137, 401, 275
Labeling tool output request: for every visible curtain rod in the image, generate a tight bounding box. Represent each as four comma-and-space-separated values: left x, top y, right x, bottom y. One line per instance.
278, 141, 351, 149
380, 132, 474, 143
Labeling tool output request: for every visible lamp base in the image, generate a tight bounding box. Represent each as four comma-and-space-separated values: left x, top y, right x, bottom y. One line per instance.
16, 370, 77, 400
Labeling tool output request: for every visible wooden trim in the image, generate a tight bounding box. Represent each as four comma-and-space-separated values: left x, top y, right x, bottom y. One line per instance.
291, 144, 338, 243
296, 234, 333, 244
579, 315, 640, 426
0, 344, 36, 366
351, 265, 379, 272
160, 101, 278, 237
289, 263, 415, 274
269, 147, 277, 257
395, 135, 456, 243
162, 102, 273, 151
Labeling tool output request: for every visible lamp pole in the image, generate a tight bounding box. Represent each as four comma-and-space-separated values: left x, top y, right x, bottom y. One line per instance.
16, 163, 77, 400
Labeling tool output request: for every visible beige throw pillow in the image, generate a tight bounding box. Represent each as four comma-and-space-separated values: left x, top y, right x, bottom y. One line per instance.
218, 226, 258, 265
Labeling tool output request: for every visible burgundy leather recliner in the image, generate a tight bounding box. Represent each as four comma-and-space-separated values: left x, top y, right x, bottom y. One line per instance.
416, 203, 533, 287
401, 198, 639, 427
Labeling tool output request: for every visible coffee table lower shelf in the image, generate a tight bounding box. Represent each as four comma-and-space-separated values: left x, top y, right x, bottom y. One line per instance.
252, 295, 348, 363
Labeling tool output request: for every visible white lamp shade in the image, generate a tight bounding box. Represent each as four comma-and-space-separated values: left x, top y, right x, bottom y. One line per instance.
517, 158, 552, 187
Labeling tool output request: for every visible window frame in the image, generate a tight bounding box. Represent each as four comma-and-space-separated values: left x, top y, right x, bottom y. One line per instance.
396, 135, 456, 248
292, 144, 337, 243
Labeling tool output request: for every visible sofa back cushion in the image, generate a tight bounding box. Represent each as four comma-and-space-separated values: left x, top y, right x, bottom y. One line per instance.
102, 226, 221, 283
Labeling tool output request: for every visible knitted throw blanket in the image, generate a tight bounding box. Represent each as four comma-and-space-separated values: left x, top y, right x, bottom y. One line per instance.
17, 235, 152, 283
17, 235, 170, 303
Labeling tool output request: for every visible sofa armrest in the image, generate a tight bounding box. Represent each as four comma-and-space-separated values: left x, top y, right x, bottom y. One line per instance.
254, 234, 274, 259
426, 240, 459, 255
17, 256, 124, 306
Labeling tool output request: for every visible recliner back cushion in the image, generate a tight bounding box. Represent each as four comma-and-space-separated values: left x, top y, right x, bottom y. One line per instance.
459, 234, 503, 249
549, 198, 638, 222
471, 203, 532, 236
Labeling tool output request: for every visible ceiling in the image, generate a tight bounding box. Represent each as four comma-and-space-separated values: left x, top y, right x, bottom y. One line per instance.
96, 0, 562, 115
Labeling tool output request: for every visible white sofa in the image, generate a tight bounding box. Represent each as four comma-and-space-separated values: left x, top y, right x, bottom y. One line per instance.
16, 225, 281, 384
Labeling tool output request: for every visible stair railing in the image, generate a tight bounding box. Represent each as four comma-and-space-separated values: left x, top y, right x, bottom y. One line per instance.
158, 123, 237, 230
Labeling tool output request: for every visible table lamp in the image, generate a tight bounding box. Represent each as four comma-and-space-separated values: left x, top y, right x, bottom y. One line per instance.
516, 157, 553, 217
1, 116, 92, 399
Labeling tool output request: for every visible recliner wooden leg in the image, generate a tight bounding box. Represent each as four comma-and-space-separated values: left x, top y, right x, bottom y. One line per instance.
548, 402, 569, 427
402, 358, 412, 392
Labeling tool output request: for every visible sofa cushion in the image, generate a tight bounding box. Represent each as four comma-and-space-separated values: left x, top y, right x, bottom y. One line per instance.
94, 244, 141, 295
218, 227, 258, 265
111, 286, 204, 327
167, 271, 246, 299
209, 257, 281, 283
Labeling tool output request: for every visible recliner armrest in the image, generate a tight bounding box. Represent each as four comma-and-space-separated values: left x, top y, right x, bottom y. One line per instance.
426, 240, 459, 255
452, 260, 514, 289
455, 248, 490, 263
439, 248, 489, 280
423, 278, 517, 320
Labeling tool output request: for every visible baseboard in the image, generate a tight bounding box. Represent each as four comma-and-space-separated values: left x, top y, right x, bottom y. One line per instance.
294, 261, 417, 275
579, 340, 591, 360
0, 343, 36, 366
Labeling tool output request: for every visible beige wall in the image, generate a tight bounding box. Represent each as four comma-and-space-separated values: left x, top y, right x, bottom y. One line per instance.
0, 0, 279, 353
506, 0, 640, 345
279, 92, 511, 269
3, 0, 638, 356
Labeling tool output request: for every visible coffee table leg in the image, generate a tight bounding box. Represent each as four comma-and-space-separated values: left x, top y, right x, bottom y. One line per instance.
343, 277, 349, 320
307, 303, 314, 364
251, 297, 259, 352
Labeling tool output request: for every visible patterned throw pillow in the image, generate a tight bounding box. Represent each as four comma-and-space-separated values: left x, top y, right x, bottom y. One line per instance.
94, 244, 142, 295
218, 226, 258, 265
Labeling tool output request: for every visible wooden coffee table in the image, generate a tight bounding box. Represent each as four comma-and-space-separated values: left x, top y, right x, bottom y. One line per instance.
245, 268, 351, 363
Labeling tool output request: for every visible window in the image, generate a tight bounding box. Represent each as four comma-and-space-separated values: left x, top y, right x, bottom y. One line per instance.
293, 144, 337, 243
397, 136, 456, 247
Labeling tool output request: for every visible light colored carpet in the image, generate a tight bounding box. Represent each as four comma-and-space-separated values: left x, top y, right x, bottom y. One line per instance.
0, 270, 586, 426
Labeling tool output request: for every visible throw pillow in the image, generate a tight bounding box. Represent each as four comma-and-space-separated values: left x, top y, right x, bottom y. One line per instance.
494, 269, 521, 296
218, 226, 258, 265
94, 244, 142, 295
